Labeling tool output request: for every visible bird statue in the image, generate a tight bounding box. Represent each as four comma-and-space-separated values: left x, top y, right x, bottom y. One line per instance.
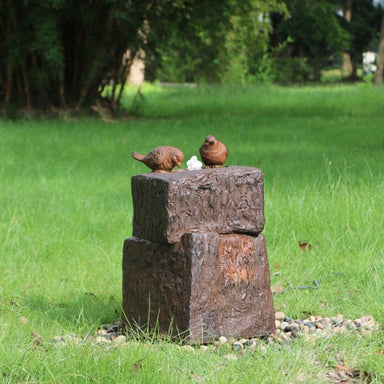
132, 146, 184, 173
199, 135, 228, 168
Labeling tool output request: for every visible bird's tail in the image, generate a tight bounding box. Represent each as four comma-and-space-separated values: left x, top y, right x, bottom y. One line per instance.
132, 152, 144, 161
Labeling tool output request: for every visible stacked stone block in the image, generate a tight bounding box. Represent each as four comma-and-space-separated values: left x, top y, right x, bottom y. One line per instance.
122, 166, 275, 342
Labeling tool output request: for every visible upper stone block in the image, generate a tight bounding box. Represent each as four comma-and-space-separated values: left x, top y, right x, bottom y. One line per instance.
132, 166, 264, 244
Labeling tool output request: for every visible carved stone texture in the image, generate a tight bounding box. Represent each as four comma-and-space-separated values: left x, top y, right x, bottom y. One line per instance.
132, 166, 265, 244
122, 233, 275, 343
122, 236, 191, 334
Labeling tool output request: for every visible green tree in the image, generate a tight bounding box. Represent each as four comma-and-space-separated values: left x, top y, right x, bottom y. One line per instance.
341, 0, 353, 76
271, 0, 381, 82
272, 0, 349, 81
0, 0, 148, 112
147, 0, 288, 84
221, 0, 289, 84
144, 1, 232, 83
374, 7, 384, 84
0, 0, 288, 112
342, 0, 381, 79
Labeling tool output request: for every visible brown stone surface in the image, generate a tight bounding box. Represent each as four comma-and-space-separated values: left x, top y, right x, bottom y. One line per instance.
131, 166, 265, 244
122, 236, 191, 334
122, 233, 275, 343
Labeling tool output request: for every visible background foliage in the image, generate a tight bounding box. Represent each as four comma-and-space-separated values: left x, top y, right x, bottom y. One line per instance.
0, 0, 383, 112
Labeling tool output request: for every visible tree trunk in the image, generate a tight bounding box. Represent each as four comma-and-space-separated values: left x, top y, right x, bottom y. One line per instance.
374, 11, 384, 85
59, 73, 68, 109
5, 64, 13, 104
342, 0, 353, 77
21, 65, 32, 110
4, 0, 16, 104
116, 52, 136, 108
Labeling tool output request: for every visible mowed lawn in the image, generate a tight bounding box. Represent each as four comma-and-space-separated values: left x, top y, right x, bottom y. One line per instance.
0, 84, 383, 383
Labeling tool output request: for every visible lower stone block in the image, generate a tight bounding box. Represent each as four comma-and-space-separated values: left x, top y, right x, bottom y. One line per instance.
122, 233, 275, 343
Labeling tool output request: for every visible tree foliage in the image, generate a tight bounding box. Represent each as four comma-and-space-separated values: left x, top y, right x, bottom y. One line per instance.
269, 0, 382, 82
148, 0, 288, 84
0, 0, 290, 113
0, 0, 147, 112
374, 7, 384, 84
0, 0, 383, 113
150, 0, 381, 85
341, 0, 382, 78
272, 1, 350, 81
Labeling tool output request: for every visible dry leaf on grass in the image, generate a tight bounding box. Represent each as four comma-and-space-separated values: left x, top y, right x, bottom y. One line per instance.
31, 333, 43, 347
131, 359, 143, 373
299, 241, 312, 251
326, 364, 376, 383
31, 332, 47, 351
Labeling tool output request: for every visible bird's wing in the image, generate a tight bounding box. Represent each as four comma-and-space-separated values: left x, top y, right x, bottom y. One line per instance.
150, 148, 165, 167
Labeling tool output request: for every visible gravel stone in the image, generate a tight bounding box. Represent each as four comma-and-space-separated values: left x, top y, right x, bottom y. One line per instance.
360, 329, 372, 336
284, 324, 300, 333
304, 321, 315, 329
360, 315, 376, 329
247, 339, 258, 349
275, 312, 285, 321
332, 319, 342, 327
232, 341, 243, 350
315, 322, 325, 330
336, 314, 343, 322
50, 313, 380, 352
113, 335, 127, 344
331, 327, 344, 334
280, 331, 292, 342
182, 345, 195, 353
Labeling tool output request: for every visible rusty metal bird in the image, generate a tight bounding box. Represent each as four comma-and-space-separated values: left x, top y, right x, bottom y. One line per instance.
199, 135, 228, 168
132, 146, 184, 173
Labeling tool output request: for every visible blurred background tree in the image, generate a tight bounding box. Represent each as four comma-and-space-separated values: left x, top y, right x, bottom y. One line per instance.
0, 0, 382, 114
145, 0, 288, 84
374, 4, 384, 83
270, 0, 381, 83
0, 0, 148, 112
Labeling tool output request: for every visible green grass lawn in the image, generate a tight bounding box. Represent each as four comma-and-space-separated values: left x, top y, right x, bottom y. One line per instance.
0, 83, 383, 383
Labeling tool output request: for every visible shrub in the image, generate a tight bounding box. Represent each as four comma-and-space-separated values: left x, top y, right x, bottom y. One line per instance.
272, 57, 313, 85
